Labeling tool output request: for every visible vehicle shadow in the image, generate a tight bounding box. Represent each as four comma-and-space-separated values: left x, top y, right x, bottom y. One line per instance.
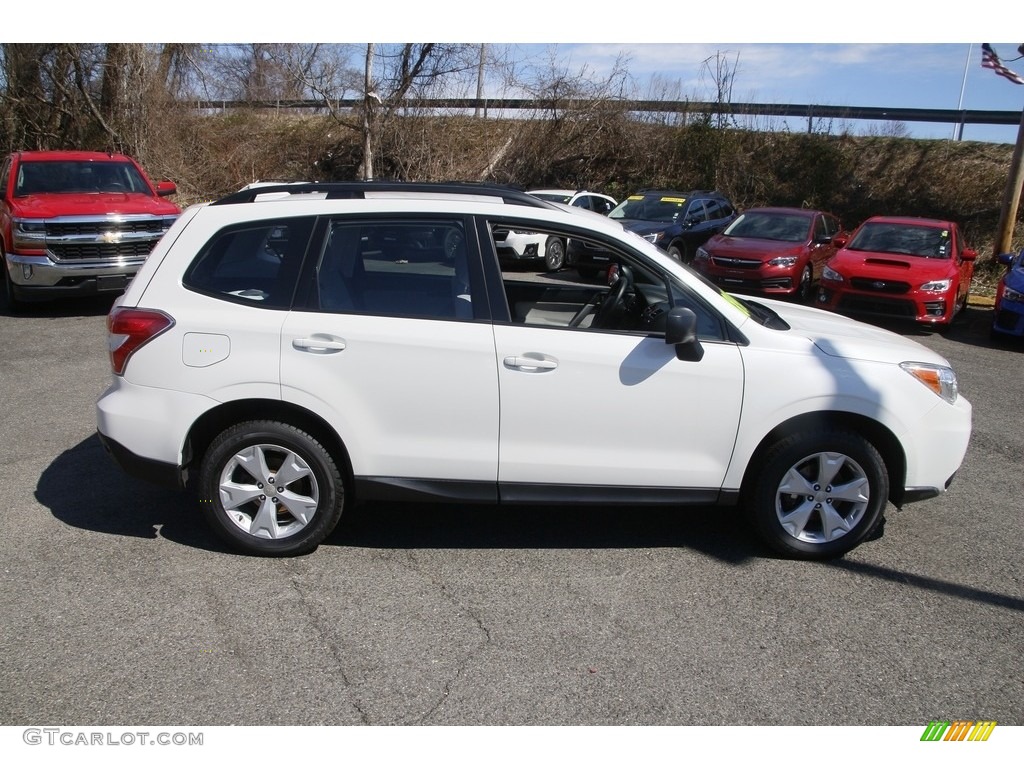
39, 436, 763, 562
36, 434, 224, 553
328, 498, 759, 564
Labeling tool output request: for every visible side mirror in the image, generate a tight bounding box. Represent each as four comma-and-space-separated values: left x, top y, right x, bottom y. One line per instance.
833, 234, 850, 249
961, 247, 977, 262
155, 180, 178, 197
997, 252, 1015, 266
665, 306, 704, 362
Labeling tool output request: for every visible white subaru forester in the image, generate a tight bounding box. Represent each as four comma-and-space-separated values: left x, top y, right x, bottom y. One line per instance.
96, 182, 972, 560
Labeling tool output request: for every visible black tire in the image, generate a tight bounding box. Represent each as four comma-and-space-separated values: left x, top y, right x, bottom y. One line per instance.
667, 243, 688, 263
743, 429, 888, 560
2, 264, 25, 314
795, 264, 813, 304
544, 237, 565, 272
199, 421, 345, 556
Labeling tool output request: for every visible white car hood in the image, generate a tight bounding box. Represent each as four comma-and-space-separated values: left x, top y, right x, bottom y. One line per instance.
750, 298, 951, 367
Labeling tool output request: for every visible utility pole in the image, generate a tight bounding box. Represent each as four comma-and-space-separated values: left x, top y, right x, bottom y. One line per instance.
475, 44, 486, 118
993, 105, 1024, 258
362, 44, 375, 181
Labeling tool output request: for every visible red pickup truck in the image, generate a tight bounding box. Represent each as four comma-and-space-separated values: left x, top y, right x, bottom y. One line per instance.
1, 150, 181, 310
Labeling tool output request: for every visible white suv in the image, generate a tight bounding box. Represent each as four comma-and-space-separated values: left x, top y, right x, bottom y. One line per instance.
492, 189, 617, 272
96, 182, 972, 560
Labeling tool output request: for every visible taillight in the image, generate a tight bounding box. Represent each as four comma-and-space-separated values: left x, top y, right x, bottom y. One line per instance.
107, 307, 174, 375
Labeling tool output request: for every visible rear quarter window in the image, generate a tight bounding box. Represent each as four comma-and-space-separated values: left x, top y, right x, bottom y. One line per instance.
183, 218, 314, 308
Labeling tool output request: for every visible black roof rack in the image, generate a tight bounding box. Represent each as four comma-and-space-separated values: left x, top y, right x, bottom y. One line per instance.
212, 181, 555, 209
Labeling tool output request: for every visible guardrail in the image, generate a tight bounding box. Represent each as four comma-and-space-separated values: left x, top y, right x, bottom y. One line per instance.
190, 98, 1024, 133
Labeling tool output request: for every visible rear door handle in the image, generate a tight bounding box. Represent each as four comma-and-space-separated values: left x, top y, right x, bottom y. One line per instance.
293, 336, 347, 353
503, 355, 557, 372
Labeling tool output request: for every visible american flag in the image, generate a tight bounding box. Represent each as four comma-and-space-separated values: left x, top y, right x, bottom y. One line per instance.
981, 43, 1024, 85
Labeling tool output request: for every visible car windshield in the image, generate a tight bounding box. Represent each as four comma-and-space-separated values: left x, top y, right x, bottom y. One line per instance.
723, 211, 810, 242
530, 192, 573, 203
846, 222, 952, 259
609, 194, 686, 223
15, 161, 150, 196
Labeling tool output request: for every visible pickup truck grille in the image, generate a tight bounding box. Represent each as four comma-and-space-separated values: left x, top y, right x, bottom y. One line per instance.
42, 215, 179, 263
50, 241, 155, 261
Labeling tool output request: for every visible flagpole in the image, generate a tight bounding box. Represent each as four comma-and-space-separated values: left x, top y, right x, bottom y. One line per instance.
955, 44, 972, 141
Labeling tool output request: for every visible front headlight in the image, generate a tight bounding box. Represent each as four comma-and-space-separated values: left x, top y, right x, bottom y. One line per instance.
12, 218, 47, 252
768, 256, 799, 267
1002, 285, 1024, 303
900, 362, 958, 404
822, 265, 844, 283
920, 278, 952, 292
642, 233, 659, 244
695, 247, 710, 261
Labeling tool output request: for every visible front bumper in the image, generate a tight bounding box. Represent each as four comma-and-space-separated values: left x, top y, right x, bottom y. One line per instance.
5, 252, 143, 299
815, 284, 953, 325
699, 263, 798, 295
992, 298, 1024, 337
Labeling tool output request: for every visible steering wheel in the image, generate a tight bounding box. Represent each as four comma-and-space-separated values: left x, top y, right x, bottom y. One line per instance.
591, 264, 632, 328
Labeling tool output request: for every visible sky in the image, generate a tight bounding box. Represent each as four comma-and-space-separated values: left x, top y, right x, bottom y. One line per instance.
19, 1, 1024, 144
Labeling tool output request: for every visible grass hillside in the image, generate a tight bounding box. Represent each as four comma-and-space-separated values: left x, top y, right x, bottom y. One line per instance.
154, 111, 1021, 293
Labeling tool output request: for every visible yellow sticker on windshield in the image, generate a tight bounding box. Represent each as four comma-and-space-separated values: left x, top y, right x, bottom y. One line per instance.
722, 291, 751, 317
661, 197, 686, 204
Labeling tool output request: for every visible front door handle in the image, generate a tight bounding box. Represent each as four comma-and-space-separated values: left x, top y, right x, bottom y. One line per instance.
293, 336, 347, 353
503, 355, 557, 372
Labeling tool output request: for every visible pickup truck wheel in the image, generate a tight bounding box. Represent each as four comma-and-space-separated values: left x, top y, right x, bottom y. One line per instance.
744, 430, 888, 560
199, 421, 345, 556
2, 266, 24, 314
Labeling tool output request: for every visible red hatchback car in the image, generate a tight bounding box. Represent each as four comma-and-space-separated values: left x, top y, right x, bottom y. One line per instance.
692, 207, 843, 302
814, 216, 976, 329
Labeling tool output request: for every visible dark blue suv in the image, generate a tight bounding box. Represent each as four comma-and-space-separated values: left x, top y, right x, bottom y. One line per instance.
567, 189, 737, 277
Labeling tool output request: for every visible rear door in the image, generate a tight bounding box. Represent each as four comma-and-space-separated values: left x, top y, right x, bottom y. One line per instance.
280, 215, 500, 492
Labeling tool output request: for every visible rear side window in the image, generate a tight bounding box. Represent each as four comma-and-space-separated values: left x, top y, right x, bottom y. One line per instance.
314, 219, 473, 320
183, 218, 314, 308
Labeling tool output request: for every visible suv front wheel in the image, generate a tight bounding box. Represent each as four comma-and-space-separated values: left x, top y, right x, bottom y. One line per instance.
199, 421, 345, 556
743, 430, 888, 560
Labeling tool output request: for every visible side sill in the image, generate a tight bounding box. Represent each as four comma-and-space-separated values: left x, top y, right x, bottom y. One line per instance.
500, 483, 729, 506
355, 477, 498, 504
355, 477, 738, 507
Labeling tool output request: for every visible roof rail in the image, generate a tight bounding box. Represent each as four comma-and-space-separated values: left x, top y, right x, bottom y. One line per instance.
212, 181, 555, 208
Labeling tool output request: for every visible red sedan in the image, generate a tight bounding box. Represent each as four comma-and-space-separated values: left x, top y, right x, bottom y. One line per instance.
692, 207, 843, 302
815, 216, 976, 329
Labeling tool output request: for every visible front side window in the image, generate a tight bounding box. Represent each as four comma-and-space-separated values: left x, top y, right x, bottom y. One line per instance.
184, 218, 314, 308
494, 220, 727, 341
315, 219, 472, 320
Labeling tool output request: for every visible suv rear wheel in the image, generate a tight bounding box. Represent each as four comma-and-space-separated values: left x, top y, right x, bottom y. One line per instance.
199, 421, 345, 556
544, 237, 565, 272
744, 430, 888, 559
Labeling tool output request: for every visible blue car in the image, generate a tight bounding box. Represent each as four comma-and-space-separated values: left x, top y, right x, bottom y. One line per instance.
992, 249, 1024, 339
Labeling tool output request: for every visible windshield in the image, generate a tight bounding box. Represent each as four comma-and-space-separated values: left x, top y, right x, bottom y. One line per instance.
846, 222, 952, 259
609, 194, 686, 223
530, 192, 573, 203
15, 161, 151, 196
723, 211, 810, 242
